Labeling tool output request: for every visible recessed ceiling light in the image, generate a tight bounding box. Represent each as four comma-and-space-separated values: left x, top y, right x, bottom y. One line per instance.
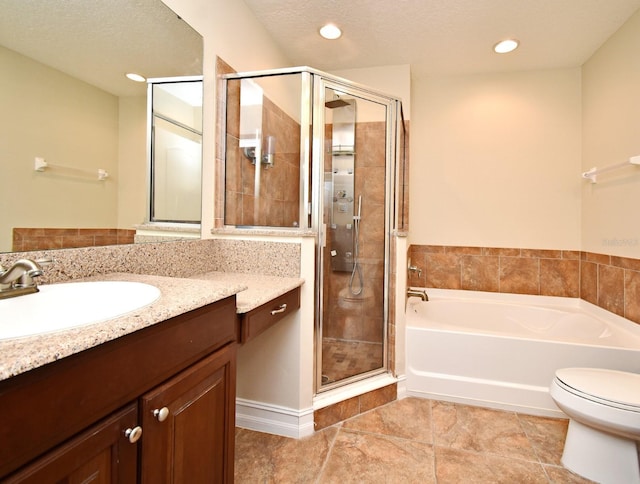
319, 23, 342, 40
125, 72, 146, 82
493, 39, 519, 54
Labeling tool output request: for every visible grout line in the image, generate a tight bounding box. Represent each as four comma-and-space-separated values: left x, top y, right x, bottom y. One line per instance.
429, 399, 439, 482
515, 412, 544, 465
315, 423, 342, 484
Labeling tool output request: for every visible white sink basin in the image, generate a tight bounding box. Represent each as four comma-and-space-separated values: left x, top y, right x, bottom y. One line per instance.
0, 281, 161, 340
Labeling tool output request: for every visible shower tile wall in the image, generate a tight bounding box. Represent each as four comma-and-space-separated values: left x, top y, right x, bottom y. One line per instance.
215, 58, 235, 228
323, 121, 387, 345
221, 67, 301, 228
398, 122, 410, 233
408, 244, 640, 325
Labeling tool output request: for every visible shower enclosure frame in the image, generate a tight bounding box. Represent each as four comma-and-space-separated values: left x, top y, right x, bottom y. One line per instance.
313, 76, 401, 393
221, 66, 403, 394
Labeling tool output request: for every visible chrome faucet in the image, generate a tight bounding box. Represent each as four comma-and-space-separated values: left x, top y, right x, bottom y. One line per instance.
407, 288, 429, 301
0, 258, 47, 299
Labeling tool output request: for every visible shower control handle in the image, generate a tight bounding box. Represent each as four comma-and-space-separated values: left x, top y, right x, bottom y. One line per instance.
408, 259, 423, 278
270, 304, 287, 315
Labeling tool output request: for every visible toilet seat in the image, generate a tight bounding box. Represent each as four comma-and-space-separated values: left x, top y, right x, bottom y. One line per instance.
555, 368, 640, 412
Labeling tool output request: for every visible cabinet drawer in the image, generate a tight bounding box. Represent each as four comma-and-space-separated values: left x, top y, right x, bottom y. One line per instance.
239, 287, 300, 343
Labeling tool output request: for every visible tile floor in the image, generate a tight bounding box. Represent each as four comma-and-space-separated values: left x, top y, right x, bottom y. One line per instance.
235, 397, 595, 483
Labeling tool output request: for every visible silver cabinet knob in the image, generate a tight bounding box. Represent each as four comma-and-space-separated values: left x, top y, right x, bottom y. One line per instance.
124, 426, 142, 443
153, 407, 170, 422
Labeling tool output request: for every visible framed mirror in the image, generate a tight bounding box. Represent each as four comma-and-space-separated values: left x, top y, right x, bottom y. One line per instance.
0, 0, 203, 253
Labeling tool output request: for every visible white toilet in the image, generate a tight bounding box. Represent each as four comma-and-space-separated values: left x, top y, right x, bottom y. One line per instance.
550, 368, 640, 484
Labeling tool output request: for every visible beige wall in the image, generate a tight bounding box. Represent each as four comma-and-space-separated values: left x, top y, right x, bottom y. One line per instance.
409, 10, 640, 258
0, 45, 120, 251
409, 68, 582, 250
582, 9, 640, 259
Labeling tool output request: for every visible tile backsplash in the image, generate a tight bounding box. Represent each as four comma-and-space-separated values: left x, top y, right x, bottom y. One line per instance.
408, 244, 640, 325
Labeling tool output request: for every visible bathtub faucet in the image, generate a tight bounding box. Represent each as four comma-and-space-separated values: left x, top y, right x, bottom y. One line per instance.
407, 288, 429, 301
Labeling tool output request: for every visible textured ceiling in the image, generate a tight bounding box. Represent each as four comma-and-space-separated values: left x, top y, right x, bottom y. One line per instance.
0, 0, 202, 97
2, 1, 639, 97
243, 0, 640, 78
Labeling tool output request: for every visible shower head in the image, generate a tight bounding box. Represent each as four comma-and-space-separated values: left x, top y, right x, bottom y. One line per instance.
325, 98, 351, 109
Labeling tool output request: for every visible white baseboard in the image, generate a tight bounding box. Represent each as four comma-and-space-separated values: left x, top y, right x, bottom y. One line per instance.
235, 398, 315, 439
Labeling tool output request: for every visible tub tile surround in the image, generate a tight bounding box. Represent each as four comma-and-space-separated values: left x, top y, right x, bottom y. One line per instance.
409, 244, 640, 325
236, 397, 592, 483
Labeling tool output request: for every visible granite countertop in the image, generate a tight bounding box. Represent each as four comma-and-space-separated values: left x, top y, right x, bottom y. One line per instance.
190, 271, 304, 313
0, 271, 304, 381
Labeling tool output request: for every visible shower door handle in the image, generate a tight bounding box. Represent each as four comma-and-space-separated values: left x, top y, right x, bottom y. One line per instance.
270, 304, 287, 315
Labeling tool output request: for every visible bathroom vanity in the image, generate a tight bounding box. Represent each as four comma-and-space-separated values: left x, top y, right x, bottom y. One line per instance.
1, 296, 237, 482
0, 272, 302, 482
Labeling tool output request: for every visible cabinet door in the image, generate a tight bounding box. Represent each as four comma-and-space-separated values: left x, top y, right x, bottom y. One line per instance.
140, 343, 236, 484
4, 404, 138, 484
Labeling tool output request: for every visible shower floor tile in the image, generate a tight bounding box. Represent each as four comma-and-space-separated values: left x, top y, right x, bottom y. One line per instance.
321, 338, 383, 384
234, 397, 595, 483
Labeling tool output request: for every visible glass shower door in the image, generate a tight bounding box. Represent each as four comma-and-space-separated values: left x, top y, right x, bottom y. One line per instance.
317, 82, 391, 390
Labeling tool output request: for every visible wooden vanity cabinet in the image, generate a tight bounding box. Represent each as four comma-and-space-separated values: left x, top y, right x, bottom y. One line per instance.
1, 296, 238, 483
3, 404, 139, 483
140, 344, 236, 483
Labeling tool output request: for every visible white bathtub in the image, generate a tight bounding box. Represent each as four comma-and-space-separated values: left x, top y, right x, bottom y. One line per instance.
405, 288, 640, 417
